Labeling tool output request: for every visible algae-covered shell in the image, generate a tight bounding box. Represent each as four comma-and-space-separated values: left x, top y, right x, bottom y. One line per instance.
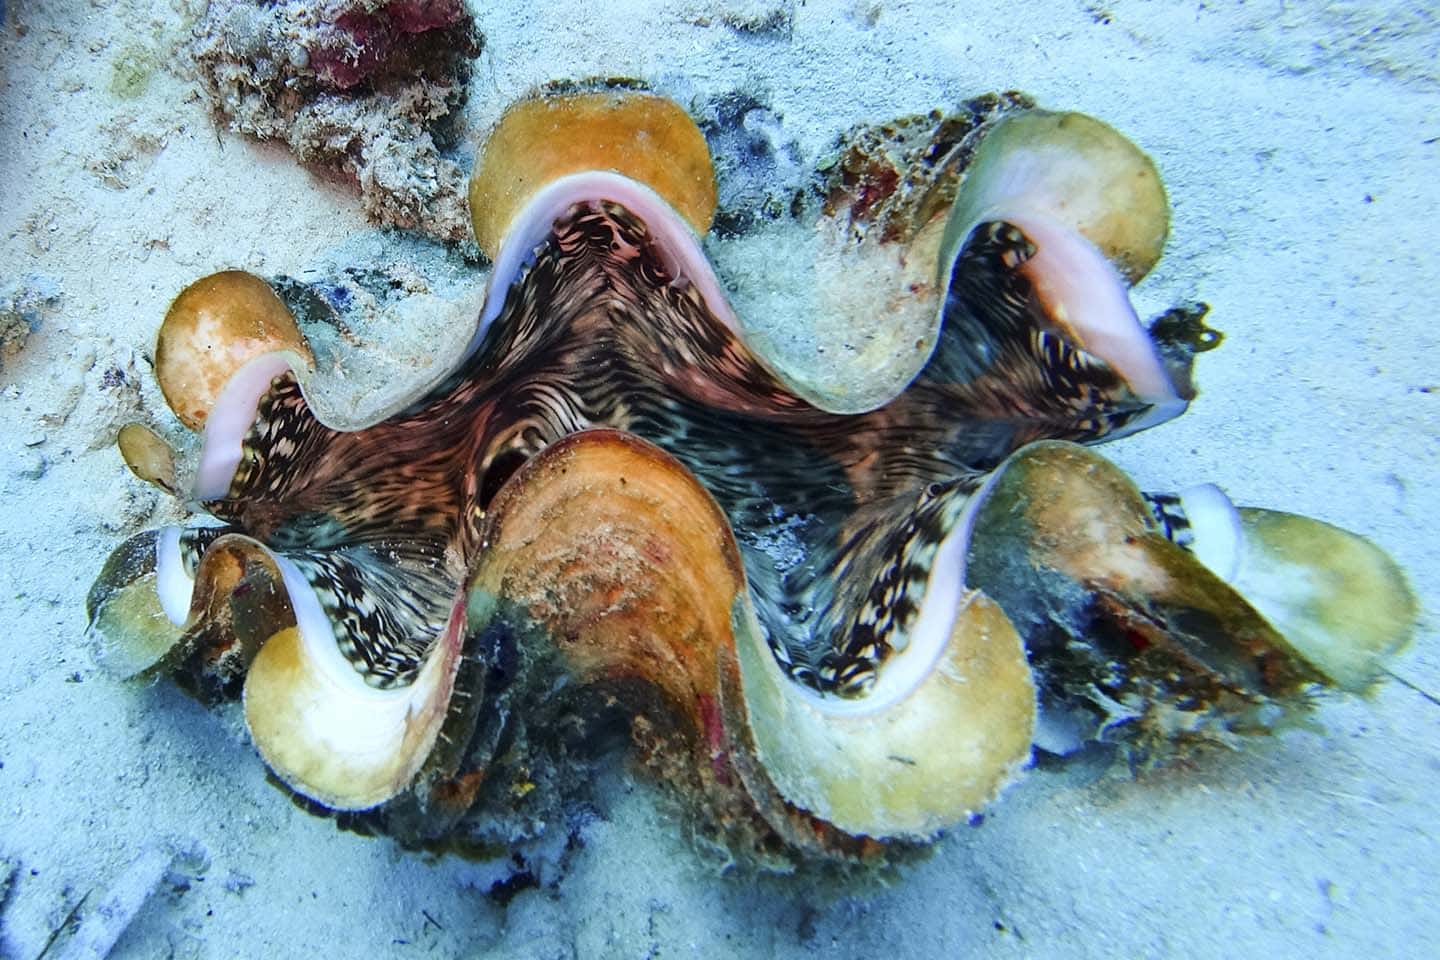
465, 428, 1035, 845
462, 428, 805, 855
465, 428, 748, 740
1166, 485, 1416, 692
87, 530, 186, 679
468, 89, 719, 260
1229, 509, 1415, 691
156, 270, 314, 432
962, 441, 1331, 750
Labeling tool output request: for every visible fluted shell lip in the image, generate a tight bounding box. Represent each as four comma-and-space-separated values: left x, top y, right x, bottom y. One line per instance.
934, 108, 1184, 434
192, 351, 309, 501
942, 109, 1170, 287
471, 91, 992, 419
469, 89, 718, 261
734, 478, 1035, 840
461, 428, 797, 847
242, 557, 467, 811
466, 171, 742, 362
156, 270, 315, 432
1008, 210, 1187, 431
97, 516, 458, 810
736, 594, 1033, 840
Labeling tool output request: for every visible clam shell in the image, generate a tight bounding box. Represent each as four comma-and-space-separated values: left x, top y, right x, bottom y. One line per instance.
1162, 486, 1417, 692
83, 88, 1415, 860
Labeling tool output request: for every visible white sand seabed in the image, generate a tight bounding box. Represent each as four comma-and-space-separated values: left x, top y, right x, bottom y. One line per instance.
1, 1, 1436, 957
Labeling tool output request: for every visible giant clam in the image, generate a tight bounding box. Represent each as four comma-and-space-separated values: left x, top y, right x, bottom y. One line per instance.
87, 86, 1415, 864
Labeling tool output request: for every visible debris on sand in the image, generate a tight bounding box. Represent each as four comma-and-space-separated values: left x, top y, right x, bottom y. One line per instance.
190, 1, 483, 245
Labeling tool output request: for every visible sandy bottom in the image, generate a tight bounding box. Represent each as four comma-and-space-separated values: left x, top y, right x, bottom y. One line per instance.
1, 1, 1436, 957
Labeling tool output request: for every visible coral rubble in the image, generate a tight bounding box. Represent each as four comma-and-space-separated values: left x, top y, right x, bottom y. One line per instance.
190, 0, 482, 244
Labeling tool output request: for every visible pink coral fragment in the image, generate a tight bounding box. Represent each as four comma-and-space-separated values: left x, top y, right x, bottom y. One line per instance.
313, 0, 470, 90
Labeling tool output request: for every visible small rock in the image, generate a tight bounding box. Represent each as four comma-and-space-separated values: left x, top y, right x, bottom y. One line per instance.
1, 274, 63, 368
223, 870, 255, 895
13, 449, 47, 480
717, 1, 795, 37
0, 855, 16, 901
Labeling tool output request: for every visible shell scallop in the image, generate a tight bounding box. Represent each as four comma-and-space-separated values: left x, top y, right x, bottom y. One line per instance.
1165, 486, 1416, 692
116, 423, 178, 495
156, 270, 314, 432
468, 89, 719, 259
942, 109, 1170, 286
